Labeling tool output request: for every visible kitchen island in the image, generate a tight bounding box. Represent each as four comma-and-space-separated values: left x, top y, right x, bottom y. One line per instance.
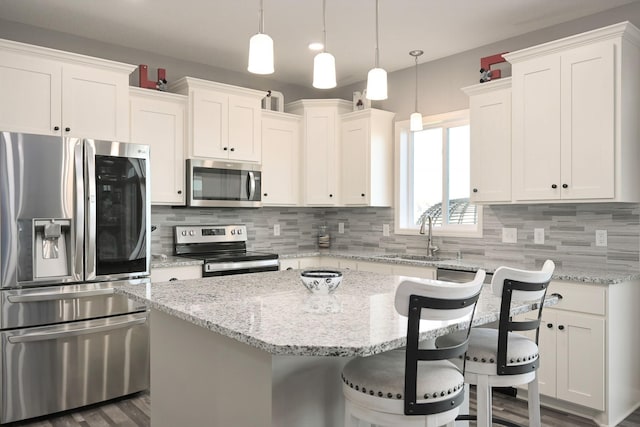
118, 269, 559, 427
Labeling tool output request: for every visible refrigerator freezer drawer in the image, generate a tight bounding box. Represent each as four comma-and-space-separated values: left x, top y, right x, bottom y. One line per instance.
0, 311, 150, 424
0, 279, 148, 329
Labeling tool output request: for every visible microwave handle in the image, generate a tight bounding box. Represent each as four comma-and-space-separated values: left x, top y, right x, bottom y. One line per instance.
247, 171, 256, 200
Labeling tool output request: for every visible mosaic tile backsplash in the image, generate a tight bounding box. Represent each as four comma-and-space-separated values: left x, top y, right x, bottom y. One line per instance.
151, 203, 640, 273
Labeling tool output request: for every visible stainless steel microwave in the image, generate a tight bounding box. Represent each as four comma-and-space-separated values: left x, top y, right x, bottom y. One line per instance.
186, 159, 262, 208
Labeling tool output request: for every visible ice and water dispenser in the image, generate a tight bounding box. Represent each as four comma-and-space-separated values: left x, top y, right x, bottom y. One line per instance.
33, 219, 72, 279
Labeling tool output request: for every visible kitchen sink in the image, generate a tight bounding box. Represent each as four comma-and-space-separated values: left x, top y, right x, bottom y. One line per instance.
375, 254, 443, 262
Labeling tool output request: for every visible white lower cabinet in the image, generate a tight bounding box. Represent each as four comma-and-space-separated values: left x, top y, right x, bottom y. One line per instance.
150, 265, 202, 283
392, 265, 436, 280
514, 279, 640, 426
356, 261, 394, 274
279, 258, 321, 270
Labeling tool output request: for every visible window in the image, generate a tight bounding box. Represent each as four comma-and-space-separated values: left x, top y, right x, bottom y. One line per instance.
395, 109, 482, 237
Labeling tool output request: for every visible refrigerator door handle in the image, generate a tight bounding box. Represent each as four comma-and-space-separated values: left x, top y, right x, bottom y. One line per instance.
73, 139, 85, 281
85, 139, 97, 280
7, 288, 115, 303
7, 315, 147, 343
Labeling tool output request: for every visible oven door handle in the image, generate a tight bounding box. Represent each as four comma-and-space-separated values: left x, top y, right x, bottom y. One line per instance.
7, 288, 115, 303
7, 316, 147, 344
247, 171, 256, 200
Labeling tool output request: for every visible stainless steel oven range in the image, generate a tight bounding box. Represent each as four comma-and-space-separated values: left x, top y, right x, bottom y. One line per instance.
0, 132, 150, 424
174, 225, 279, 276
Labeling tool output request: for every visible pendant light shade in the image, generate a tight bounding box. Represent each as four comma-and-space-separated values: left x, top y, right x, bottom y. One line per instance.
410, 112, 423, 132
313, 0, 336, 89
366, 0, 387, 100
366, 68, 387, 100
313, 52, 337, 89
248, 0, 274, 75
409, 49, 423, 131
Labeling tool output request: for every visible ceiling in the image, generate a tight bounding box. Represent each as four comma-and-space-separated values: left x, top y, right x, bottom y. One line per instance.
0, 0, 638, 88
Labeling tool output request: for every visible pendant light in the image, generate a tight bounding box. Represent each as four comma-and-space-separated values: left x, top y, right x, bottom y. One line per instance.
409, 50, 424, 131
248, 0, 274, 75
313, 0, 336, 89
366, 0, 387, 100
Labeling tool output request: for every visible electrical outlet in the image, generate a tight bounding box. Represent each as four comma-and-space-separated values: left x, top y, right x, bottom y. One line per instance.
534, 228, 545, 245
383, 224, 390, 237
502, 227, 517, 243
273, 224, 280, 237
596, 230, 607, 247
338, 222, 344, 234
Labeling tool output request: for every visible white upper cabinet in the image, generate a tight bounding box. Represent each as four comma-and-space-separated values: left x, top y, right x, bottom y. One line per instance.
340, 109, 395, 206
261, 111, 302, 206
286, 99, 352, 206
506, 22, 640, 203
130, 88, 187, 205
170, 77, 264, 163
463, 78, 512, 204
0, 39, 134, 140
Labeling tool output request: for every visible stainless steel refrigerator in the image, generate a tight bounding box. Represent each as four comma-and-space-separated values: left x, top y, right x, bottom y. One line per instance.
0, 132, 151, 424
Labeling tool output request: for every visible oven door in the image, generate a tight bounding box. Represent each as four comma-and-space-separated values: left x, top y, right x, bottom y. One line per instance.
187, 159, 262, 208
0, 311, 149, 424
85, 139, 150, 282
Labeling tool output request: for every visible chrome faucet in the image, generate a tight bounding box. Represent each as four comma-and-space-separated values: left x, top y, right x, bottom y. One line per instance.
419, 215, 439, 257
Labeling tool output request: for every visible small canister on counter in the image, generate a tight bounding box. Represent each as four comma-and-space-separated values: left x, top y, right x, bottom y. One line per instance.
318, 225, 330, 248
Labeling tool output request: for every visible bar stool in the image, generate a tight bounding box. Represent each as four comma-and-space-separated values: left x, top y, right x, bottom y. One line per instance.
440, 260, 555, 427
341, 270, 486, 427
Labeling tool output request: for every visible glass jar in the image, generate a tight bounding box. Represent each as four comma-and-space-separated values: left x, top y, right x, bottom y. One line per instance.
318, 225, 330, 248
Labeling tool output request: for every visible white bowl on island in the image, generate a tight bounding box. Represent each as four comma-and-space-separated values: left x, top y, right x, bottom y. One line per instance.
300, 270, 343, 294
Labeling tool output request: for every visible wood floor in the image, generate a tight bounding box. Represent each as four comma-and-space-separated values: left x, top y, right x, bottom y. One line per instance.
5, 389, 640, 426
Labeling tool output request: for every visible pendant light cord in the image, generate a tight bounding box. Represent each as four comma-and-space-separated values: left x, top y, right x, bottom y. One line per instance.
414, 55, 418, 111
258, 0, 264, 34
374, 0, 380, 67
322, 0, 327, 52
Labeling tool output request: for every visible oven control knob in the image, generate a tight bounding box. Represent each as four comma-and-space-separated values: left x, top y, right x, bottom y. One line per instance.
231, 230, 236, 235
181, 231, 187, 236
237, 229, 242, 235
189, 230, 195, 236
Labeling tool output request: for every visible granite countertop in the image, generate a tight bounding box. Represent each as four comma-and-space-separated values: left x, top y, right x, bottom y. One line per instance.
279, 250, 640, 285
116, 269, 558, 357
150, 255, 203, 268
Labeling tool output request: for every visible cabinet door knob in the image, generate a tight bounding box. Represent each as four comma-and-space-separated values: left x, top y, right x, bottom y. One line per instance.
64, 127, 71, 132
230, 147, 235, 152
286, 267, 293, 271
223, 147, 228, 151
551, 184, 557, 189
263, 193, 268, 197
558, 325, 565, 331
473, 188, 478, 193
169, 277, 178, 281
361, 193, 365, 197
54, 126, 60, 131
547, 323, 553, 329
329, 194, 333, 198
562, 184, 568, 189
177, 190, 182, 195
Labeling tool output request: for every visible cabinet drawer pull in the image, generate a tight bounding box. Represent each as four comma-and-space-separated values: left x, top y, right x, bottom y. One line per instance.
65, 127, 71, 132
230, 147, 235, 152
169, 277, 178, 281
562, 184, 568, 189
551, 184, 557, 189
177, 190, 182, 195
473, 188, 478, 193
223, 147, 228, 151
54, 126, 60, 131
558, 325, 565, 331
547, 323, 553, 329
